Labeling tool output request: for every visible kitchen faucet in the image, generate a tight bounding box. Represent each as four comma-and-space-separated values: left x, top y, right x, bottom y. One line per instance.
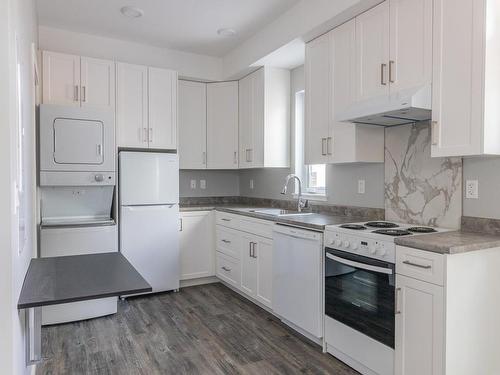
281, 174, 308, 212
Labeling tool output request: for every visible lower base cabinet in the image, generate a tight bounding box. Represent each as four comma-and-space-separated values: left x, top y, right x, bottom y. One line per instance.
179, 211, 214, 280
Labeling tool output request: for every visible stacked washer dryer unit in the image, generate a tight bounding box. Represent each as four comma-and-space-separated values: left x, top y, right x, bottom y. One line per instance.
39, 104, 117, 325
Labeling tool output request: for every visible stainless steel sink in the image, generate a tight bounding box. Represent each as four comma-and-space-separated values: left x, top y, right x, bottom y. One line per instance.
253, 208, 313, 217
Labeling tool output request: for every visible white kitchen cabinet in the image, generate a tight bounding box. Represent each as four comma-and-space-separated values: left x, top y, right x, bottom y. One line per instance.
207, 81, 239, 169
255, 237, 272, 307
80, 57, 115, 109
355, 1, 390, 102
305, 21, 384, 165
240, 233, 258, 296
179, 211, 214, 280
42, 51, 81, 106
116, 62, 148, 148
395, 274, 444, 375
431, 0, 500, 157
239, 67, 290, 168
116, 63, 177, 150
42, 51, 114, 109
304, 31, 331, 165
179, 80, 207, 169
148, 67, 177, 150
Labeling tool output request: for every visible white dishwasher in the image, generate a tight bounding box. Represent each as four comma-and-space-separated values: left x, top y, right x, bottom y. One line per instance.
273, 224, 323, 339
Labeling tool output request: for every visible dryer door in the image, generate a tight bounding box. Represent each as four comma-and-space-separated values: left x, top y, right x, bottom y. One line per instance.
53, 118, 104, 165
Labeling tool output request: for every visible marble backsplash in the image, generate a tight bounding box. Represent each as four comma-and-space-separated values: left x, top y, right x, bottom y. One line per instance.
385, 122, 462, 229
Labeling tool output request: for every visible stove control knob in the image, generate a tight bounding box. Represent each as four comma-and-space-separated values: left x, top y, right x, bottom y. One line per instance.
334, 239, 341, 247
343, 241, 350, 248
329, 239, 335, 246
377, 247, 387, 256
369, 246, 377, 254
351, 242, 358, 250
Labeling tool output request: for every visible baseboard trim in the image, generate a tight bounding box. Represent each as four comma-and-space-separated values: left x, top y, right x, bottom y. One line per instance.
180, 276, 219, 288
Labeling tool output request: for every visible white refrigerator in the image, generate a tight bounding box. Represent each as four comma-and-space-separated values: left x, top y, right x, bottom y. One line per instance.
119, 152, 180, 294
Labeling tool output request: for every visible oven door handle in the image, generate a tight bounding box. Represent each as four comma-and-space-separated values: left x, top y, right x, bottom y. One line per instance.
326, 253, 393, 275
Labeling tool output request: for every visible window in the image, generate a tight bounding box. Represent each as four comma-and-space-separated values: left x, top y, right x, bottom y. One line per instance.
294, 90, 326, 197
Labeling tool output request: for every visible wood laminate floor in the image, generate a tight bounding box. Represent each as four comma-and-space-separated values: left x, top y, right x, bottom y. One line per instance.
37, 283, 359, 375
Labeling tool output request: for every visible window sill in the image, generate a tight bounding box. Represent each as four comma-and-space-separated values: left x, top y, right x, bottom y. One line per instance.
292, 193, 327, 202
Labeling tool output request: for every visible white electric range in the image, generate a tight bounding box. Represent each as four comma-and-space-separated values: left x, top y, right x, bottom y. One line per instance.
323, 221, 450, 375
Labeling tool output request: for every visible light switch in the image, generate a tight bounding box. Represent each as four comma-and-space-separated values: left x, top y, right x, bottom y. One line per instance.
465, 179, 478, 199
200, 179, 206, 190
190, 179, 196, 189
358, 180, 365, 194
250, 179, 254, 189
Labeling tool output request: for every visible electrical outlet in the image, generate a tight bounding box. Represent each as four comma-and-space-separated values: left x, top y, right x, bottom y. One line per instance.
465, 179, 478, 199
358, 180, 365, 194
250, 179, 254, 189
190, 179, 196, 189
200, 179, 206, 190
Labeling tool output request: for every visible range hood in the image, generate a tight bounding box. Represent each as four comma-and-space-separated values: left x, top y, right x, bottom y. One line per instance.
336, 85, 432, 126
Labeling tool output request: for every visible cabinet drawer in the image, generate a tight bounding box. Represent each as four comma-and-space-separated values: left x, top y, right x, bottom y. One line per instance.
216, 226, 240, 259
216, 211, 240, 229
216, 251, 240, 287
396, 246, 445, 286
238, 216, 273, 239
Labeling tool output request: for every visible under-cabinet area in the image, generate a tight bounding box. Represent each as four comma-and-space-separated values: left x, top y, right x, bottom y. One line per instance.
6, 1, 500, 375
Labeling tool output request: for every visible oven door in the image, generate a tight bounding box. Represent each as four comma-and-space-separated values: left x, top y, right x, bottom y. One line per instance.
325, 247, 395, 348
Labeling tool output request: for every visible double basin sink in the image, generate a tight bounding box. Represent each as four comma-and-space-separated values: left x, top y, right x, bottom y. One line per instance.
234, 208, 313, 217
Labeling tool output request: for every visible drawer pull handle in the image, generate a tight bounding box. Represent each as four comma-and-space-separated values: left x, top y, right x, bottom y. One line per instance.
402, 260, 431, 269
395, 287, 401, 315
221, 266, 231, 272
221, 239, 231, 244
221, 218, 231, 222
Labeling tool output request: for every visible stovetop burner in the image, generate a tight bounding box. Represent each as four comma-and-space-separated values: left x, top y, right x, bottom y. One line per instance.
407, 226, 437, 233
365, 221, 399, 229
339, 224, 367, 230
372, 229, 412, 236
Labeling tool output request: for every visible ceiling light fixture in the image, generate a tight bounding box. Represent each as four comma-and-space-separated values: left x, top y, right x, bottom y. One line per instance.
120, 6, 144, 18
217, 28, 237, 37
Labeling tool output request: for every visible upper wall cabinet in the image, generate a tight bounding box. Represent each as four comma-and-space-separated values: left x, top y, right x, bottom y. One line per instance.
42, 51, 115, 109
431, 0, 500, 157
116, 62, 177, 150
239, 67, 290, 169
305, 21, 384, 165
207, 81, 239, 169
178, 80, 238, 170
179, 80, 207, 169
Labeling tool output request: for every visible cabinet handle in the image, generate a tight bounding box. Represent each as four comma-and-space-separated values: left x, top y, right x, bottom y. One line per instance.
82, 86, 86, 102
143, 128, 148, 143
321, 138, 327, 156
431, 121, 439, 146
251, 242, 257, 258
245, 149, 251, 162
249, 242, 252, 257
221, 266, 231, 272
327, 137, 333, 156
234, 151, 237, 164
202, 151, 206, 164
149, 128, 153, 143
221, 239, 231, 244
249, 149, 253, 162
381, 63, 387, 85
395, 287, 402, 314
179, 218, 183, 232
389, 61, 395, 83
402, 260, 431, 269
221, 218, 231, 222
74, 85, 79, 101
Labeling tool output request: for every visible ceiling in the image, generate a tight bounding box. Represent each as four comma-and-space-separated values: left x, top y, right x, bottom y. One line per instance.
36, 0, 300, 57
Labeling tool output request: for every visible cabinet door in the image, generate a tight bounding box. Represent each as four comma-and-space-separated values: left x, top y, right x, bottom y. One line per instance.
178, 80, 207, 169
389, 0, 432, 94
116, 63, 148, 148
42, 51, 80, 106
240, 234, 257, 297
148, 67, 177, 150
305, 32, 331, 165
80, 57, 115, 109
179, 212, 214, 280
238, 74, 253, 168
250, 69, 265, 168
255, 237, 272, 308
430, 0, 483, 157
355, 1, 390, 102
207, 81, 238, 169
395, 275, 444, 375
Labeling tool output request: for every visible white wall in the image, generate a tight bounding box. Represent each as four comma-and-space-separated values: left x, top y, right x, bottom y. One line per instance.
0, 0, 38, 374
38, 26, 223, 81
463, 158, 500, 219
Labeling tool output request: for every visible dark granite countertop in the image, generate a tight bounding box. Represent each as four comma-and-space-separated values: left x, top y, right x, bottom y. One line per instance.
180, 204, 365, 231
18, 252, 152, 309
395, 231, 500, 254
